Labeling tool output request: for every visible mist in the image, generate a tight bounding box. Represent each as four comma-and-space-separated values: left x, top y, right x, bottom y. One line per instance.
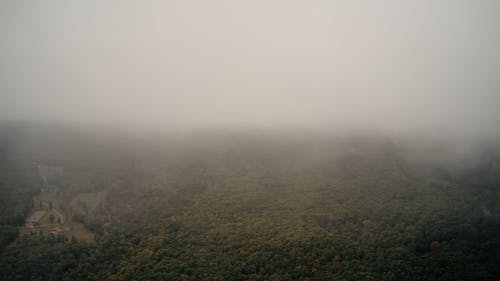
1, 0, 499, 137
2, 2, 500, 279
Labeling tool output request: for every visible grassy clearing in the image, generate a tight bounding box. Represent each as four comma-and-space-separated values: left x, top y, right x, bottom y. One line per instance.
70, 191, 106, 213
38, 209, 62, 225
22, 191, 96, 243
71, 222, 95, 242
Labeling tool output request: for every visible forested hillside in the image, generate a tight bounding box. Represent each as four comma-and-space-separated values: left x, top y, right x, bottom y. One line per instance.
0, 125, 499, 280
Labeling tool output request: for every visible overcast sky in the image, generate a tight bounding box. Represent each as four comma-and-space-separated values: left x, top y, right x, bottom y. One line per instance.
1, 0, 499, 136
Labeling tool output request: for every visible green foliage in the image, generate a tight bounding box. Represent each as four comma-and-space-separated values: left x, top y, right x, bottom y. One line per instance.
0, 130, 499, 280
0, 225, 18, 251
0, 156, 40, 252
0, 237, 99, 281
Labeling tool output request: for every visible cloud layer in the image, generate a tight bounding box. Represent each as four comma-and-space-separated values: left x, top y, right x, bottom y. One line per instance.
1, 0, 499, 136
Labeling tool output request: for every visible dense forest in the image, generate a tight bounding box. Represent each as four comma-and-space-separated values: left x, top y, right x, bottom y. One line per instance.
0, 123, 499, 280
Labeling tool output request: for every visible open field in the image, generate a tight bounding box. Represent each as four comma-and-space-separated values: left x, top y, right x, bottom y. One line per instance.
37, 209, 63, 225
26, 210, 45, 223
21, 191, 95, 243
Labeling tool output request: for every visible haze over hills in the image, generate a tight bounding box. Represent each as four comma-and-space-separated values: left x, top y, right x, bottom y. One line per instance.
0, 123, 499, 280
1, 0, 500, 280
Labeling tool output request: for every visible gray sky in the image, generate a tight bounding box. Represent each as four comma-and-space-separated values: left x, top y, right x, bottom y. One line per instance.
1, 0, 499, 136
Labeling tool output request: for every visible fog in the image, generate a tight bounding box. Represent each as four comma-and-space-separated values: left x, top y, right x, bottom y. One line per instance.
1, 0, 499, 137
